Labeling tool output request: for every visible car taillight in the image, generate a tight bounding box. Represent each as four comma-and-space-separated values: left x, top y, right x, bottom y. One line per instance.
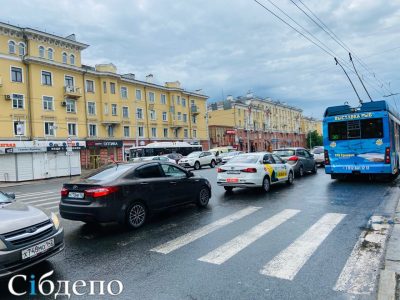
385, 147, 391, 164
217, 168, 226, 173
288, 156, 299, 161
84, 186, 119, 198
61, 187, 68, 197
324, 150, 330, 165
241, 168, 257, 173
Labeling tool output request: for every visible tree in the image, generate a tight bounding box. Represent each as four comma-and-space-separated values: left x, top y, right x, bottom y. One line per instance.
306, 130, 323, 149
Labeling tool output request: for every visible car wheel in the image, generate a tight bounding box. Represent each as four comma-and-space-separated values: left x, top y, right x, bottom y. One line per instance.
262, 176, 270, 192
224, 186, 233, 192
298, 165, 304, 177
286, 171, 294, 185
194, 161, 200, 170
126, 202, 147, 229
311, 164, 317, 174
210, 160, 216, 168
197, 187, 210, 207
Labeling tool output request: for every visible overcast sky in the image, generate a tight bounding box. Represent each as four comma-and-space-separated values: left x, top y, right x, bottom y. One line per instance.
2, 0, 400, 118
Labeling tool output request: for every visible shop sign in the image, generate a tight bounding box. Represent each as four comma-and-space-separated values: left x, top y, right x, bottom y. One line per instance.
86, 140, 123, 148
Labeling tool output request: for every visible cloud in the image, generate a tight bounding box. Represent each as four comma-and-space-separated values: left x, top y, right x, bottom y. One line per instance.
1, 0, 400, 119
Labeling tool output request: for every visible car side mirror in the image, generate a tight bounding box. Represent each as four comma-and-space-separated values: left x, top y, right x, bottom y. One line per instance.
187, 171, 195, 178
6, 192, 16, 200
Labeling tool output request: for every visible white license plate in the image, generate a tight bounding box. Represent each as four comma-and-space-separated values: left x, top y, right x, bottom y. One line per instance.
22, 239, 55, 260
68, 192, 84, 199
227, 171, 240, 174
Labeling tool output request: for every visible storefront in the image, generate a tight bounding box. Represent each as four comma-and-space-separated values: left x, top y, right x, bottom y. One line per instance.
81, 140, 123, 169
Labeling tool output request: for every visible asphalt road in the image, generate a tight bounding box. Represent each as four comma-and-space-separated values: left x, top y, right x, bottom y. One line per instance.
1, 167, 399, 300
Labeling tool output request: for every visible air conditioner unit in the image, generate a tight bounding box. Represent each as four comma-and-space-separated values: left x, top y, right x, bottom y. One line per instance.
61, 101, 67, 106
4, 95, 11, 101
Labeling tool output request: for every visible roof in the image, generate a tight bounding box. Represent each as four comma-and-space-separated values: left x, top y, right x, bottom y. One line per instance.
324, 100, 400, 119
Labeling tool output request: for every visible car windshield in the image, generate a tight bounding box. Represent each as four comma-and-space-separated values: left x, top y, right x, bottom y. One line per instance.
0, 192, 12, 203
229, 154, 260, 164
312, 148, 324, 154
274, 150, 295, 156
187, 152, 201, 158
84, 165, 133, 181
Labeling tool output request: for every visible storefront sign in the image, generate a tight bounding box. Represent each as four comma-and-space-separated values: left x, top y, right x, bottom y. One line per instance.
5, 147, 47, 154
226, 130, 236, 135
86, 140, 123, 148
47, 146, 84, 152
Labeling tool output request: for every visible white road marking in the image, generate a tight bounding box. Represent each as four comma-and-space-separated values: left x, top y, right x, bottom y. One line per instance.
334, 216, 390, 295
16, 190, 57, 197
260, 213, 346, 280
150, 206, 262, 254
17, 193, 58, 201
23, 196, 60, 204
46, 205, 60, 211
198, 209, 300, 265
34, 200, 60, 207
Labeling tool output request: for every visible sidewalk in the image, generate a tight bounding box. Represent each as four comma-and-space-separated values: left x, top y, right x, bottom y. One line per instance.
377, 200, 400, 300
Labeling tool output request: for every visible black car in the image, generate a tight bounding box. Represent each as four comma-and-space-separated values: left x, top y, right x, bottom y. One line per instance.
60, 162, 212, 229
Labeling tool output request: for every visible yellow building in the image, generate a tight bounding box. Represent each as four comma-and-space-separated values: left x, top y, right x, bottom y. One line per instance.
0, 22, 208, 169
301, 117, 323, 136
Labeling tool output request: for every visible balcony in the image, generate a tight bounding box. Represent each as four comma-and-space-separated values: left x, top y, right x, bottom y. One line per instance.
64, 86, 82, 98
170, 120, 183, 129
191, 105, 200, 115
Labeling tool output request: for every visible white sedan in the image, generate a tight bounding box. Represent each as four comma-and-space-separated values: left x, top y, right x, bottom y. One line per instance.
217, 152, 294, 192
141, 156, 176, 163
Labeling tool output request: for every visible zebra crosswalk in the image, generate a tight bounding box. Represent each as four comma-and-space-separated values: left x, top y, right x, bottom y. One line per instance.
15, 189, 60, 211
150, 206, 388, 296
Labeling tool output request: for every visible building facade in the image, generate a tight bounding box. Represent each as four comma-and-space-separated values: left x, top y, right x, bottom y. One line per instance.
0, 22, 208, 174
301, 116, 323, 136
208, 93, 318, 151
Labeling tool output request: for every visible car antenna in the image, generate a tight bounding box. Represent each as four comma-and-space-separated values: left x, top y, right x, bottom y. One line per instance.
334, 57, 363, 105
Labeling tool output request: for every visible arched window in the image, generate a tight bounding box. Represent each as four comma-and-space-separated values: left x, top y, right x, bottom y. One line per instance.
62, 52, 67, 64
39, 46, 45, 58
70, 54, 75, 65
8, 41, 15, 54
47, 48, 53, 60
18, 43, 25, 56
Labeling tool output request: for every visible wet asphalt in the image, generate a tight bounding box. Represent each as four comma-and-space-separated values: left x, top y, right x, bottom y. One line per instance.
0, 167, 399, 300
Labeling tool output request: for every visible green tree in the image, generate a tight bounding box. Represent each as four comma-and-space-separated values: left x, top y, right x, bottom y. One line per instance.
306, 130, 323, 149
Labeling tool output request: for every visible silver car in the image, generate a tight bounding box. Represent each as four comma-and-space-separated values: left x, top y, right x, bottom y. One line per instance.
273, 147, 317, 177
0, 191, 64, 278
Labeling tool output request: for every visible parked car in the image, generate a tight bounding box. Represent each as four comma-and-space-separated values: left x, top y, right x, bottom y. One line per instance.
165, 153, 183, 164
220, 151, 244, 164
178, 151, 217, 170
60, 162, 212, 229
273, 147, 317, 177
0, 191, 64, 278
311, 146, 324, 167
217, 152, 294, 192
141, 156, 176, 163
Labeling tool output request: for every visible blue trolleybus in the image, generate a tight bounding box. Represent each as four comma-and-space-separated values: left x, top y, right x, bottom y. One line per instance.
323, 100, 400, 179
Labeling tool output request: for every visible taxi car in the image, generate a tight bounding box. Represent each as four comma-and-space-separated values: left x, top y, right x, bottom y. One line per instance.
217, 152, 294, 192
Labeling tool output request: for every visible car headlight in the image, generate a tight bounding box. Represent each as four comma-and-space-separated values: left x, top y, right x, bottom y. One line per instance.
51, 212, 60, 230
0, 239, 7, 251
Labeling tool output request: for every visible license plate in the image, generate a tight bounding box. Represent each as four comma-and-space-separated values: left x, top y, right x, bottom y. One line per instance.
227, 178, 239, 183
227, 171, 240, 174
68, 192, 84, 199
22, 239, 55, 260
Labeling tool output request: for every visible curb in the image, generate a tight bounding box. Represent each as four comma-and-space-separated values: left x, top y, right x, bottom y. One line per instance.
377, 200, 400, 300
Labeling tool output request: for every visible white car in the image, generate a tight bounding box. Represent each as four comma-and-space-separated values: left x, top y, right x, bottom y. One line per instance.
141, 156, 176, 163
220, 151, 244, 164
311, 146, 324, 167
178, 151, 217, 170
217, 152, 294, 192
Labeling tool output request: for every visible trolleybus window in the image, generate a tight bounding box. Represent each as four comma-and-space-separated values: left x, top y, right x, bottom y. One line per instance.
328, 118, 383, 141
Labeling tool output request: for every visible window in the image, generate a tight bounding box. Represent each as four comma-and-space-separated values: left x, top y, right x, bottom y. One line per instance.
136, 108, 143, 119
124, 126, 130, 137
18, 43, 25, 56
328, 118, 384, 141
104, 103, 109, 115
14, 121, 25, 136
110, 82, 116, 94
183, 114, 187, 123
138, 126, 144, 137
111, 104, 117, 116
103, 81, 107, 93
121, 87, 128, 99
43, 96, 54, 110
193, 129, 197, 138
65, 75, 74, 88
272, 154, 284, 164
86, 80, 94, 92
162, 112, 168, 121
70, 54, 75, 65
192, 115, 197, 124
136, 89, 142, 100
161, 94, 166, 104
44, 122, 55, 136
163, 128, 168, 138
122, 106, 129, 118
362, 118, 384, 139
161, 164, 186, 178
41, 71, 52, 86
182, 98, 186, 107
47, 48, 54, 60
184, 129, 188, 138
11, 67, 22, 82
149, 92, 155, 103
68, 123, 77, 136
176, 96, 180, 105
150, 110, 156, 120
66, 99, 76, 113
12, 94, 24, 109
174, 129, 179, 138
177, 112, 182, 121
89, 124, 97, 137
39, 46, 45, 58
134, 164, 163, 179
88, 102, 96, 115
107, 125, 114, 137
8, 41, 15, 54
151, 127, 157, 138
62, 52, 67, 64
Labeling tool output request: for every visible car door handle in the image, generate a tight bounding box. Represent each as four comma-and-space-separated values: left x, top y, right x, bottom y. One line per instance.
140, 182, 149, 185
169, 181, 177, 184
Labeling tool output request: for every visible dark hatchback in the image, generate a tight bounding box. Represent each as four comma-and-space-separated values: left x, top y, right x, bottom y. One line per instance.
60, 162, 212, 229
